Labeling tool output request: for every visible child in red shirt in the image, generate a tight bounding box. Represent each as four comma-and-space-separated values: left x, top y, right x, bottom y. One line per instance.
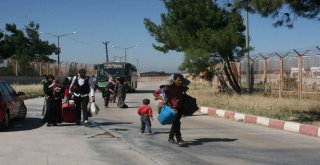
137, 99, 153, 134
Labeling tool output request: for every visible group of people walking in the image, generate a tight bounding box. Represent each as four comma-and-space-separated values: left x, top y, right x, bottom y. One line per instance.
42, 68, 129, 126
42, 68, 95, 126
42, 70, 192, 147
102, 76, 128, 109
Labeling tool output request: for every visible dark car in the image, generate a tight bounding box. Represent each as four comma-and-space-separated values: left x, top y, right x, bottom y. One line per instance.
0, 81, 27, 130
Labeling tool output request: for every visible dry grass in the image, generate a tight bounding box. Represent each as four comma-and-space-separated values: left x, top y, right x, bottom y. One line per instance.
187, 83, 320, 123
12, 82, 320, 123
12, 84, 44, 98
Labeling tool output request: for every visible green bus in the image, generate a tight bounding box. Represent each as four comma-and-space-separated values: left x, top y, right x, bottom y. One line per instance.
94, 62, 138, 92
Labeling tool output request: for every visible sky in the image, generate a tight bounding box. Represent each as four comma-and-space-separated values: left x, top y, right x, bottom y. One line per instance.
1, 0, 320, 73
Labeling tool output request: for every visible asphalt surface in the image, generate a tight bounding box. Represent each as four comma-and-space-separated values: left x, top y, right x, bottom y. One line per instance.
1, 81, 320, 165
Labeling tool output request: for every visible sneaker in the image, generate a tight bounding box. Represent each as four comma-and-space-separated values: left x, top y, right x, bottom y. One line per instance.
145, 132, 153, 135
177, 139, 187, 147
168, 138, 176, 144
140, 130, 145, 134
83, 120, 89, 125
121, 104, 128, 108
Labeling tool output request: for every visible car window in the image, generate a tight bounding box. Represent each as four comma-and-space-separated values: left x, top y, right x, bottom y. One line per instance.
3, 83, 17, 97
0, 83, 11, 99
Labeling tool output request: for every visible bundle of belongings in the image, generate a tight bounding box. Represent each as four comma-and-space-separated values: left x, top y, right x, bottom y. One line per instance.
156, 75, 199, 125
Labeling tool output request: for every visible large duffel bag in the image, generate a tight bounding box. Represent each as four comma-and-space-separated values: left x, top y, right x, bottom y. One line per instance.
158, 105, 176, 125
61, 100, 77, 123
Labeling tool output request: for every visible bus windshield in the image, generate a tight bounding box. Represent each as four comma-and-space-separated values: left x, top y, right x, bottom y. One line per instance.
95, 62, 138, 91
98, 68, 129, 77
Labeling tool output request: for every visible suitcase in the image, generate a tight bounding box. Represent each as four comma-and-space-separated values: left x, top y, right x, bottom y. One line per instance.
61, 100, 77, 123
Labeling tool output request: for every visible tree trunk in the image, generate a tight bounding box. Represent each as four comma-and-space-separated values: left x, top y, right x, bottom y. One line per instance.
215, 69, 233, 95
223, 61, 242, 94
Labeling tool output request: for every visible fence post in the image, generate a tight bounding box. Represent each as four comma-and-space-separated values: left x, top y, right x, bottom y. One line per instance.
15, 60, 18, 76
53, 63, 56, 75
297, 55, 303, 99
46, 62, 49, 75
237, 62, 241, 87
249, 57, 257, 92
259, 53, 271, 93
39, 62, 42, 76
275, 52, 289, 98
279, 57, 284, 98
293, 49, 309, 99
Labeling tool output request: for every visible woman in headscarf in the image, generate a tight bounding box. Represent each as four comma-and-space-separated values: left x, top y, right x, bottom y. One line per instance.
103, 77, 116, 107
42, 74, 63, 126
116, 77, 128, 108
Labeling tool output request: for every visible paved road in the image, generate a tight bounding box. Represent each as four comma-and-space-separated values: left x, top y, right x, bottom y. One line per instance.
1, 82, 320, 165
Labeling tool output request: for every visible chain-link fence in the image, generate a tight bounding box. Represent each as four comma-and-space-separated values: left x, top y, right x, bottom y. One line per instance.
240, 46, 320, 99
0, 59, 95, 80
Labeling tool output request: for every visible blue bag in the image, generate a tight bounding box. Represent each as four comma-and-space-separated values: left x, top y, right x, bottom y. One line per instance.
158, 105, 176, 125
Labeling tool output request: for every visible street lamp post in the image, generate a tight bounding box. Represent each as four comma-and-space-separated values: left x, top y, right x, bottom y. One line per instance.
112, 45, 138, 63
40, 31, 76, 78
244, 1, 252, 93
103, 41, 110, 63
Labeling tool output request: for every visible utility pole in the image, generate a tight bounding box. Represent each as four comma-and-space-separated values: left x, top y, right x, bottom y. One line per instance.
245, 1, 252, 93
103, 41, 110, 63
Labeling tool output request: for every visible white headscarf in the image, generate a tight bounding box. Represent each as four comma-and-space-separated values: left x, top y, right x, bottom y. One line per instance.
108, 77, 115, 83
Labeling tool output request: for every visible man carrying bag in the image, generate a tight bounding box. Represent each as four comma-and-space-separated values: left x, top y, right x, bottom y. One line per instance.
153, 74, 188, 147
69, 69, 95, 125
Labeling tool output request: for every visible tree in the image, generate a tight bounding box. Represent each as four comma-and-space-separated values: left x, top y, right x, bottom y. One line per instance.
144, 0, 246, 94
230, 0, 320, 28
0, 21, 58, 62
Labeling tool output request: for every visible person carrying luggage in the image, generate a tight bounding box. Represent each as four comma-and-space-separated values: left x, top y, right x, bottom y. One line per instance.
69, 69, 95, 125
153, 74, 188, 146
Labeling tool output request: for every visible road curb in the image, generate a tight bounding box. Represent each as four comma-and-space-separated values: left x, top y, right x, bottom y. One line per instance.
199, 106, 320, 138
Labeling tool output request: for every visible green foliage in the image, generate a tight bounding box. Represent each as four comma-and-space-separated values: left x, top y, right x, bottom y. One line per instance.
144, 0, 246, 74
231, 0, 320, 28
0, 21, 58, 62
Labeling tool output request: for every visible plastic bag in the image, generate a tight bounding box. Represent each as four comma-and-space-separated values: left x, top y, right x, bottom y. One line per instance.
87, 102, 99, 116
158, 105, 176, 125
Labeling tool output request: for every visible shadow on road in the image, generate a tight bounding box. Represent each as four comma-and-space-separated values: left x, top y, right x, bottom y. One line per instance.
182, 113, 208, 117
127, 106, 140, 109
56, 123, 78, 127
7, 117, 44, 132
97, 121, 133, 126
187, 138, 238, 146
134, 90, 154, 94
154, 131, 170, 134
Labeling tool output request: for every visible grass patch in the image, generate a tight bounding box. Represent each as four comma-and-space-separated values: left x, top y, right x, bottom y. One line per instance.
187, 83, 320, 124
12, 84, 44, 99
